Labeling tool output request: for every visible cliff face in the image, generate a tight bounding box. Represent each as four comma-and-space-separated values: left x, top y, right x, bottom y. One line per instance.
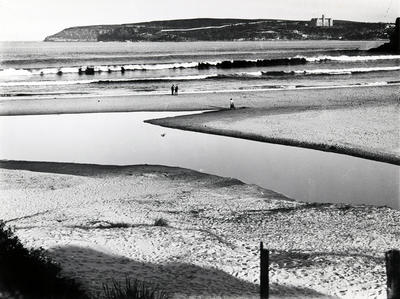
44, 18, 393, 42
44, 26, 116, 42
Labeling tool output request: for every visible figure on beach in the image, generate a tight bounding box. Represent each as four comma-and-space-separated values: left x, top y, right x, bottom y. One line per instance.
230, 98, 235, 109
174, 85, 179, 95
171, 84, 175, 95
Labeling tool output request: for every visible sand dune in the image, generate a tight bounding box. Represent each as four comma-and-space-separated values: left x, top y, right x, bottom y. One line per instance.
1, 161, 399, 298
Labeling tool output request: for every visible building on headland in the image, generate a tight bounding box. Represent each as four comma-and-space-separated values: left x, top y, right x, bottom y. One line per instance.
310, 15, 333, 27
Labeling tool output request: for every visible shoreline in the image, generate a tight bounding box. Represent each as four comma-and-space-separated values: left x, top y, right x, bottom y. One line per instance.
3, 81, 400, 101
146, 108, 400, 166
1, 84, 399, 166
1, 160, 399, 298
0, 84, 398, 116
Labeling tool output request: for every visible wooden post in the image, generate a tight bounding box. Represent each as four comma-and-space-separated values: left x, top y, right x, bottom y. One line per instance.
386, 249, 400, 299
260, 242, 269, 299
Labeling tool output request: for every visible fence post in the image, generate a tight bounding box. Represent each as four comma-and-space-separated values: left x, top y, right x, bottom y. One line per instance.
386, 249, 400, 299
260, 242, 269, 299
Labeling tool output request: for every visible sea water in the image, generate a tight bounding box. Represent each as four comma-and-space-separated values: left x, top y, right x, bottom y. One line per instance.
1, 40, 400, 98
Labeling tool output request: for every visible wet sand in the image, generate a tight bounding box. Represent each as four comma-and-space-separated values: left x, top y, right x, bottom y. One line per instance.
1, 84, 398, 116
148, 101, 400, 165
1, 85, 399, 165
1, 160, 399, 299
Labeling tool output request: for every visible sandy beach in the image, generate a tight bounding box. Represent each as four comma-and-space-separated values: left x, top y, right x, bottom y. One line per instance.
1, 85, 399, 165
1, 160, 399, 299
1, 7, 400, 299
1, 84, 399, 116
0, 84, 399, 298
148, 98, 400, 165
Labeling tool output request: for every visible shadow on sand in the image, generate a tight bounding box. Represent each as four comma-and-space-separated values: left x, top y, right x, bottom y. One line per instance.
50, 245, 335, 298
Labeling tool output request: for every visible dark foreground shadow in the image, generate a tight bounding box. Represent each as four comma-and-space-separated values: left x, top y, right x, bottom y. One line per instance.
50, 245, 335, 298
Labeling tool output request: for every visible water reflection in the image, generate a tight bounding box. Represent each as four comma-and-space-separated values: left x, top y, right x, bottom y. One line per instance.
0, 111, 398, 208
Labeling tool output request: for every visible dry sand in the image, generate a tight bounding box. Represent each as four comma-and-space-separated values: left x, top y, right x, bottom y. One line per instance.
1, 161, 399, 299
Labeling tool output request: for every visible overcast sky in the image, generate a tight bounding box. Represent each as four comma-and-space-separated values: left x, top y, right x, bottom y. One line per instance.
0, 0, 398, 41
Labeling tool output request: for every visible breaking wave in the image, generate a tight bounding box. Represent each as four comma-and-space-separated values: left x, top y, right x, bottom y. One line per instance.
0, 63, 200, 77
0, 58, 306, 77
1, 65, 399, 87
300, 54, 400, 62
261, 66, 400, 76
1, 54, 399, 77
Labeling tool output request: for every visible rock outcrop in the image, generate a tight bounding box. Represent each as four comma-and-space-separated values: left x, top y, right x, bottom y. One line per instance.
369, 18, 400, 53
44, 25, 116, 42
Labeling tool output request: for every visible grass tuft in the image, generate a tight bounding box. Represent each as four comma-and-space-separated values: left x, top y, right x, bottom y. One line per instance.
103, 278, 168, 299
90, 221, 132, 229
153, 218, 168, 227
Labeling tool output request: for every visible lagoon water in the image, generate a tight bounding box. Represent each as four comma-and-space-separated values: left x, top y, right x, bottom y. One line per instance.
0, 111, 398, 209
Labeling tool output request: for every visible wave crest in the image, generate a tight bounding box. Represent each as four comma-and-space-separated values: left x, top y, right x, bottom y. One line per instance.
2, 54, 399, 77
1, 65, 399, 87
301, 54, 400, 62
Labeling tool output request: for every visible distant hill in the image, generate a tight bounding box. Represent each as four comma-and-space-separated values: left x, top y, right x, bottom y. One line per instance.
44, 18, 393, 42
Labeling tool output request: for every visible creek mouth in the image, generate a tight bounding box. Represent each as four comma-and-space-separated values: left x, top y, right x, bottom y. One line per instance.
0, 111, 398, 209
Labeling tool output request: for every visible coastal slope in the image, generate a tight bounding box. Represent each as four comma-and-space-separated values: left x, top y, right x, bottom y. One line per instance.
44, 18, 392, 42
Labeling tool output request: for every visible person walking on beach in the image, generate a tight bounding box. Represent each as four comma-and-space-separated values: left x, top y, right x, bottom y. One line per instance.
230, 98, 235, 109
171, 84, 175, 95
174, 85, 179, 95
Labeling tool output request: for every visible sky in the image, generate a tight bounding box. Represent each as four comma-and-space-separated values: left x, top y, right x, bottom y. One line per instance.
0, 0, 398, 41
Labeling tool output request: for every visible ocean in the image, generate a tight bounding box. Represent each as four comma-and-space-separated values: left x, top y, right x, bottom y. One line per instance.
1, 40, 400, 98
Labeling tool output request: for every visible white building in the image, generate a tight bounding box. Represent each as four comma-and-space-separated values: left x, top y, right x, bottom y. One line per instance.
310, 15, 333, 27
